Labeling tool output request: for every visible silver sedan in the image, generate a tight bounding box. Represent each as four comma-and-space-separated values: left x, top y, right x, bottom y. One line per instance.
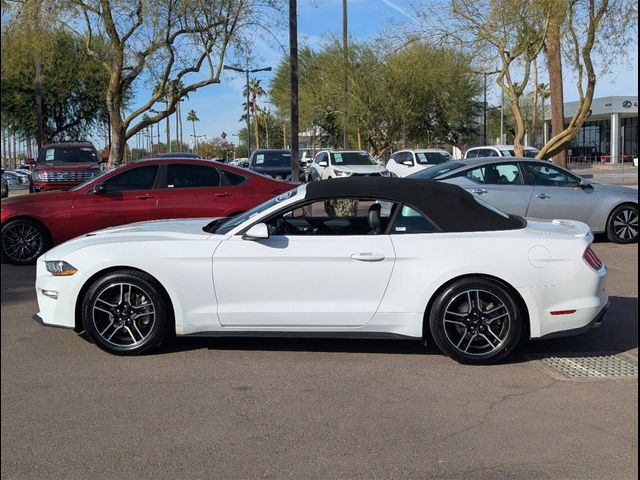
409, 158, 638, 243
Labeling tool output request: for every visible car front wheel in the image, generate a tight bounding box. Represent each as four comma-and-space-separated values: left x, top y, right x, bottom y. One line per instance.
1, 218, 50, 265
428, 277, 523, 364
82, 270, 172, 355
607, 204, 638, 244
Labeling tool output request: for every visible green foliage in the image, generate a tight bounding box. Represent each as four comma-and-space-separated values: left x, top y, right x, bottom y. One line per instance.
1, 28, 110, 142
268, 40, 482, 155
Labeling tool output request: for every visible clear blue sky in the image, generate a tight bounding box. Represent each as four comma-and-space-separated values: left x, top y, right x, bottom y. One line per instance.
128, 0, 639, 149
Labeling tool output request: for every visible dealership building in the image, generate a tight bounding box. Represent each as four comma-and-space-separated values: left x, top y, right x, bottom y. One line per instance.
556, 96, 638, 162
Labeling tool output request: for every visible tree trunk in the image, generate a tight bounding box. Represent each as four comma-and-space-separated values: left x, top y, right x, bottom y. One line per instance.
252, 98, 260, 149
192, 121, 197, 153
282, 122, 286, 148
35, 56, 43, 149
109, 124, 128, 166
166, 100, 171, 152
546, 17, 567, 166
530, 59, 539, 148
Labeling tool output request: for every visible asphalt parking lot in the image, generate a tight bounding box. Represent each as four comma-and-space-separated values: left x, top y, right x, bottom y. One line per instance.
1, 241, 637, 480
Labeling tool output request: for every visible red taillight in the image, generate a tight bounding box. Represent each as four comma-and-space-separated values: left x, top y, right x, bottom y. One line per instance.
583, 246, 604, 271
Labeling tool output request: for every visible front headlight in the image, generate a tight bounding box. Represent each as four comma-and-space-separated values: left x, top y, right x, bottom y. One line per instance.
334, 170, 352, 177
45, 261, 77, 276
32, 171, 43, 181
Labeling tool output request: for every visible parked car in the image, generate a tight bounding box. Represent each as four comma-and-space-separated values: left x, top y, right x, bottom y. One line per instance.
248, 149, 305, 182
11, 170, 31, 184
308, 150, 390, 181
1, 158, 293, 265
465, 145, 540, 159
29, 142, 104, 193
2, 171, 24, 186
32, 177, 608, 364
1, 169, 8, 198
386, 148, 453, 177
408, 158, 638, 244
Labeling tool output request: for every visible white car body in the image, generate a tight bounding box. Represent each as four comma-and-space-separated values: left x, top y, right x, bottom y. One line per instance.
386, 149, 453, 177
36, 181, 608, 358
308, 150, 389, 181
465, 145, 541, 159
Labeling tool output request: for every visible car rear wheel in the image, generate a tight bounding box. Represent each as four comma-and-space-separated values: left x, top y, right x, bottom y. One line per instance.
1, 218, 50, 265
82, 270, 172, 355
428, 277, 523, 364
607, 204, 638, 244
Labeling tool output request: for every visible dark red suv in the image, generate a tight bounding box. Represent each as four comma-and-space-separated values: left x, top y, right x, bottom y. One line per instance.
29, 142, 104, 193
1, 158, 293, 264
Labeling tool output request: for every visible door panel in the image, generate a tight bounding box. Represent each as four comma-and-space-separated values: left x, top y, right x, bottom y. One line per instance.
72, 190, 159, 235
445, 178, 534, 217
156, 187, 234, 219
528, 186, 600, 223
213, 235, 396, 327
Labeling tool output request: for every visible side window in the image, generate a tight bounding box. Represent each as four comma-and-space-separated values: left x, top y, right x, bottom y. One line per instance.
266, 198, 396, 236
466, 149, 478, 159
103, 165, 158, 192
464, 164, 523, 185
524, 163, 579, 187
314, 152, 327, 164
390, 205, 438, 234
402, 152, 414, 165
464, 167, 486, 183
487, 149, 500, 157
165, 164, 220, 188
221, 169, 247, 186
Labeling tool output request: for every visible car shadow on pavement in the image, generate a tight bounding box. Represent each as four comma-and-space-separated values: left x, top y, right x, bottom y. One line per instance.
152, 295, 637, 361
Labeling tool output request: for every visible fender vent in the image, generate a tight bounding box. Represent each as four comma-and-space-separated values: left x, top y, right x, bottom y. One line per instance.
534, 354, 637, 380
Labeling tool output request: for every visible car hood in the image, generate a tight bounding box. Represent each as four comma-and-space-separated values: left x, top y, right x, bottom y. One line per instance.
333, 164, 387, 174
44, 218, 220, 260
592, 183, 638, 196
1, 189, 74, 209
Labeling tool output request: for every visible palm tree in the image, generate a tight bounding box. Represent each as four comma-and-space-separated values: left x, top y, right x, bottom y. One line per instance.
243, 79, 266, 149
187, 110, 199, 152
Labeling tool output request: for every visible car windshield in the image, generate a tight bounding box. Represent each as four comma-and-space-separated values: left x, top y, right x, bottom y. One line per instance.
208, 188, 297, 235
416, 152, 452, 165
331, 152, 376, 166
407, 162, 464, 179
252, 151, 292, 168
37, 146, 99, 163
68, 166, 120, 191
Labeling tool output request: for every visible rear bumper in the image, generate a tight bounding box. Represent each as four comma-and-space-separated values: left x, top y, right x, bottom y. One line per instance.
538, 301, 609, 339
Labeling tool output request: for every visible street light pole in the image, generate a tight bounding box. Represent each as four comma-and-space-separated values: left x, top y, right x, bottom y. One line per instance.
289, 0, 300, 182
223, 64, 272, 159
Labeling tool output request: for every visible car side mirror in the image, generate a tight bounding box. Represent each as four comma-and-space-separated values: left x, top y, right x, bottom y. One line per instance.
243, 223, 269, 240
578, 178, 593, 189
92, 183, 107, 194
25, 158, 36, 166
318, 161, 328, 167
402, 160, 414, 166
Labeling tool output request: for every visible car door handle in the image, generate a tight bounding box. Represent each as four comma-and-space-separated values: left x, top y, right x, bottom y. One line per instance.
213, 192, 232, 197
135, 194, 155, 200
471, 188, 488, 194
536, 193, 551, 199
351, 253, 386, 262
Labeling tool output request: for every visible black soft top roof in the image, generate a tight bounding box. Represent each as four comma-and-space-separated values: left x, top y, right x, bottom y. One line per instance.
304, 177, 524, 232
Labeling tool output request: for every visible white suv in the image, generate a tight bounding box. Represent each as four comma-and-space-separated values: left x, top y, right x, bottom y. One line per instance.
465, 145, 540, 159
308, 150, 389, 181
386, 148, 453, 177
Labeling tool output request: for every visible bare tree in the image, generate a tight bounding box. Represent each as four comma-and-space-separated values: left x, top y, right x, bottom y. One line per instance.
450, 0, 549, 156
67, 0, 263, 165
536, 0, 637, 164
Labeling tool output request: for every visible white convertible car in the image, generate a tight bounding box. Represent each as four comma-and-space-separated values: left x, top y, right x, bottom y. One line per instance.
34, 177, 609, 364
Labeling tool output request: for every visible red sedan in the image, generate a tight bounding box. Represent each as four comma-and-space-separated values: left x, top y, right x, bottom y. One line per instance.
1, 158, 293, 265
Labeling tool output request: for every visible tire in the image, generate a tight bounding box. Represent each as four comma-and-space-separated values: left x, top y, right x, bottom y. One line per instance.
428, 277, 523, 364
606, 203, 638, 244
82, 270, 172, 355
1, 218, 50, 265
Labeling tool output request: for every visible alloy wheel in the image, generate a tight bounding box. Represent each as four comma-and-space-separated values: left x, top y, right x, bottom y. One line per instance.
2, 222, 45, 264
612, 207, 638, 242
441, 289, 511, 356
92, 282, 156, 348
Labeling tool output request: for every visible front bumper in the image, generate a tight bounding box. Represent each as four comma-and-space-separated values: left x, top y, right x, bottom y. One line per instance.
30, 181, 80, 192
32, 313, 74, 330
34, 259, 87, 329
